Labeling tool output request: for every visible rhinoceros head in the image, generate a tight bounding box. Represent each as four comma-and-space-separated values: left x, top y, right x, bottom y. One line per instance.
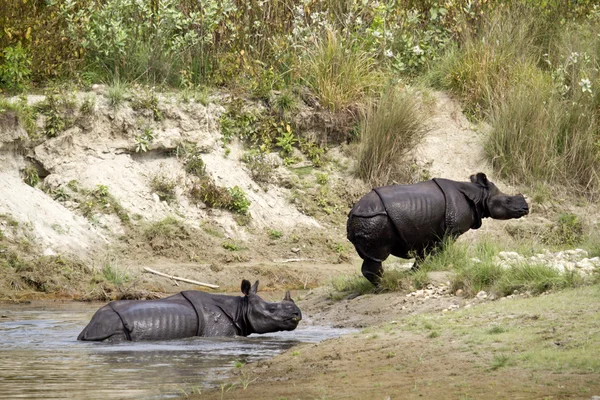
470, 173, 529, 220
242, 280, 302, 334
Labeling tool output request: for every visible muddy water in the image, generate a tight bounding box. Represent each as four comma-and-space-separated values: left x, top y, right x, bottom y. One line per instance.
0, 301, 353, 399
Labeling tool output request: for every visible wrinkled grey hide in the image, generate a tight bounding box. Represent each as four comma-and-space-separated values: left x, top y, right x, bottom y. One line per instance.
77, 280, 302, 341
347, 173, 529, 285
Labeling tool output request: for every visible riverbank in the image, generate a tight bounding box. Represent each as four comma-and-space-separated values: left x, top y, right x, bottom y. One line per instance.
197, 284, 600, 399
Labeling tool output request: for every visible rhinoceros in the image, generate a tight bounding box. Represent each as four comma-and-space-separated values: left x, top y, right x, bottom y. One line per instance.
77, 280, 302, 341
347, 173, 529, 285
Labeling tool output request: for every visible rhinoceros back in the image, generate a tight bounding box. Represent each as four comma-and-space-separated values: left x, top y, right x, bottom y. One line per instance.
78, 294, 199, 341
374, 181, 446, 247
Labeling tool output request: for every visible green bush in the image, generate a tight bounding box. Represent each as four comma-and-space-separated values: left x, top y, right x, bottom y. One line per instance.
0, 43, 31, 92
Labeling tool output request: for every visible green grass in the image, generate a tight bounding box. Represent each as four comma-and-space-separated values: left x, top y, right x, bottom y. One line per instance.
301, 30, 382, 113
143, 216, 189, 242
150, 174, 178, 204
356, 86, 429, 186
402, 285, 600, 374
101, 260, 130, 285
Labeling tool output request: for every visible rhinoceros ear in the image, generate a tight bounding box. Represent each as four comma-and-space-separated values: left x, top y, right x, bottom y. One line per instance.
250, 280, 259, 294
241, 279, 251, 295
470, 173, 489, 188
283, 290, 293, 302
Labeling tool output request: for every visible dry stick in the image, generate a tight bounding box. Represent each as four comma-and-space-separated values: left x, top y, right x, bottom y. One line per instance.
143, 267, 219, 289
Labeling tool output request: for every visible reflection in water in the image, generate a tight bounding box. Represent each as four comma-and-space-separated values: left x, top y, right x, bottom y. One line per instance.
0, 301, 352, 399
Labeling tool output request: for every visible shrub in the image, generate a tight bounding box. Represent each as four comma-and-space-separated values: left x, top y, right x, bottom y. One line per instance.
227, 186, 251, 215
185, 154, 206, 178
356, 87, 429, 186
0, 43, 32, 92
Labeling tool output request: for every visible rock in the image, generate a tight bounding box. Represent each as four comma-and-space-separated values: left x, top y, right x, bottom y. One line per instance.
476, 290, 488, 300
498, 251, 522, 261
291, 247, 300, 253
152, 193, 160, 203
455, 289, 463, 296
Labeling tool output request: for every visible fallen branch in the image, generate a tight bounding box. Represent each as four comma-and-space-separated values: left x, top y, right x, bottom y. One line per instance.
273, 258, 313, 263
143, 267, 219, 289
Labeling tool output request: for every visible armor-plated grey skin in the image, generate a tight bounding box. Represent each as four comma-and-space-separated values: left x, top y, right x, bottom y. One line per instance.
77, 280, 302, 341
347, 173, 529, 285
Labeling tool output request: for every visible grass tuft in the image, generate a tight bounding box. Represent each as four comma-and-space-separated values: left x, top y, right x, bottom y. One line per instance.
301, 30, 382, 113
356, 86, 429, 186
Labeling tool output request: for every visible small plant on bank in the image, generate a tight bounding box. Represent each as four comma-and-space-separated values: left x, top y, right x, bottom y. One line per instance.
275, 124, 297, 157
131, 88, 163, 121
135, 128, 154, 152
541, 213, 584, 247
36, 91, 77, 138
22, 165, 40, 187
80, 184, 130, 223
150, 173, 178, 204
316, 172, 328, 185
268, 229, 283, 240
101, 259, 130, 286
189, 178, 251, 216
241, 150, 277, 183
107, 79, 127, 109
222, 242, 240, 251
227, 186, 251, 215
79, 93, 97, 115
185, 153, 206, 177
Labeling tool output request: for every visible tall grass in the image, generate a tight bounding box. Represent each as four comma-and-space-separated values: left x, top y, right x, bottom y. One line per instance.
355, 87, 429, 186
428, 5, 600, 194
301, 30, 382, 113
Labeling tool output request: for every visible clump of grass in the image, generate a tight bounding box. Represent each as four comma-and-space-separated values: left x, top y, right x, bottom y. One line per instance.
150, 173, 178, 204
356, 86, 429, 186
241, 150, 277, 183
495, 264, 583, 297
0, 97, 38, 138
79, 93, 97, 115
489, 354, 511, 371
329, 273, 374, 299
22, 165, 40, 187
143, 216, 189, 245
106, 79, 127, 109
80, 184, 130, 223
131, 88, 163, 121
268, 229, 283, 240
101, 260, 130, 285
36, 91, 77, 138
540, 213, 584, 247
189, 177, 251, 215
301, 30, 382, 113
185, 154, 206, 177
487, 325, 508, 335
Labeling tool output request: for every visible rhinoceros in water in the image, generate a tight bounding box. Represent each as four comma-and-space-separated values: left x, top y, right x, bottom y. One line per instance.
78, 280, 302, 341
347, 173, 529, 285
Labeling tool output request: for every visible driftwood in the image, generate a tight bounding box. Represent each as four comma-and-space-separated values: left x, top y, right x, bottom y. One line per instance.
143, 267, 219, 289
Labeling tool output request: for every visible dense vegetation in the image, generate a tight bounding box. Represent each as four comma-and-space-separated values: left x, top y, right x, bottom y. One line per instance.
2, 0, 599, 192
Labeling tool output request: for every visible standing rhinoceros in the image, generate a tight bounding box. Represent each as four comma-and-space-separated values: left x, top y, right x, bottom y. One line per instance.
347, 173, 529, 285
77, 280, 302, 341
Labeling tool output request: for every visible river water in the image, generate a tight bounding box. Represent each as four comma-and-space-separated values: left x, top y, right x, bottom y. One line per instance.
0, 300, 352, 399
